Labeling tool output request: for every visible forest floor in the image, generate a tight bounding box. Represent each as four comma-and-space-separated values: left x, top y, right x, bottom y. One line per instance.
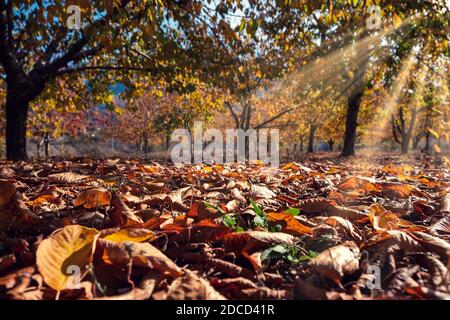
0, 153, 449, 300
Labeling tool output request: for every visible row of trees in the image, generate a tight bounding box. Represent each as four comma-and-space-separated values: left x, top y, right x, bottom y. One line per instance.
0, 1, 448, 160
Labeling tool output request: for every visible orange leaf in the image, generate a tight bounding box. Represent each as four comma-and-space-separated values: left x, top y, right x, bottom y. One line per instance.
73, 188, 111, 208
368, 204, 414, 232
267, 212, 312, 235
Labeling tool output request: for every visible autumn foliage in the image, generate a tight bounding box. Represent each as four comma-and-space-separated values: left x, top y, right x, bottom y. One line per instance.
0, 155, 449, 300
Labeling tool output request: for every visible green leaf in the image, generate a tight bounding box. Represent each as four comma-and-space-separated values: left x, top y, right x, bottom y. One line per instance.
239, 19, 246, 32
250, 198, 264, 216
299, 250, 319, 262
285, 207, 300, 216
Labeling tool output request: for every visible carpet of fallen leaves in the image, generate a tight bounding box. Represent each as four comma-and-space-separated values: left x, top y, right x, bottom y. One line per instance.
0, 155, 449, 300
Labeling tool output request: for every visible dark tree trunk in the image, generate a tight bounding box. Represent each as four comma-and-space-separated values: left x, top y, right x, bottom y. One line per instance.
307, 124, 316, 153
6, 93, 29, 160
413, 133, 422, 150
425, 130, 431, 153
341, 93, 362, 157
44, 132, 49, 159
143, 133, 148, 154
328, 139, 334, 152
401, 133, 409, 154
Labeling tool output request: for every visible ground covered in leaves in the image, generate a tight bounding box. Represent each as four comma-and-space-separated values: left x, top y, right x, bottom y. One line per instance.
0, 154, 449, 300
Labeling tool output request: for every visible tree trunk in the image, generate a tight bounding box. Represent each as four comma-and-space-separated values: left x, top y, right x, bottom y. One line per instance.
44, 132, 49, 159
401, 133, 409, 154
328, 139, 334, 152
143, 133, 148, 154
307, 124, 316, 153
425, 130, 431, 153
6, 93, 29, 160
413, 133, 422, 150
341, 93, 362, 157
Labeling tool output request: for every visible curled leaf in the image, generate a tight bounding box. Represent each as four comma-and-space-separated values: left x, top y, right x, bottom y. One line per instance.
309, 241, 360, 283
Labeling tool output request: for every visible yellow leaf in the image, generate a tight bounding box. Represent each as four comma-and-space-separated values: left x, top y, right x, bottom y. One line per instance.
202, 166, 213, 173
36, 225, 100, 291
103, 228, 156, 243
393, 13, 402, 28
428, 128, 440, 139
433, 144, 442, 154
368, 204, 414, 232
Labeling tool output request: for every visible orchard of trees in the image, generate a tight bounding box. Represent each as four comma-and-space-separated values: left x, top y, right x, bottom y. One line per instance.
0, 0, 447, 160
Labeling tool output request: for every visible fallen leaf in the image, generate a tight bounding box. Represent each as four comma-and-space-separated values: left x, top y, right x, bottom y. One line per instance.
187, 202, 225, 220
165, 272, 226, 300
48, 172, 88, 184
36, 225, 100, 292
110, 191, 144, 227
369, 204, 414, 232
73, 188, 112, 208
103, 228, 156, 243
324, 216, 363, 242
100, 239, 182, 278
309, 241, 360, 283
267, 212, 312, 235
250, 185, 276, 199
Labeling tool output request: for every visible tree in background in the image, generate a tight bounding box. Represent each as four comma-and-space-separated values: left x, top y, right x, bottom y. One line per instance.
0, 0, 241, 160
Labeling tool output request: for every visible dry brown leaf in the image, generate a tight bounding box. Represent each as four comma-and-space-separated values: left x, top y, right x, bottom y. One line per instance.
299, 198, 332, 214
324, 216, 363, 242
441, 193, 450, 214
110, 191, 144, 227
327, 205, 367, 221
48, 172, 88, 184
382, 183, 414, 198
166, 272, 226, 300
309, 241, 360, 283
187, 202, 224, 220
250, 185, 276, 199
100, 239, 182, 278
